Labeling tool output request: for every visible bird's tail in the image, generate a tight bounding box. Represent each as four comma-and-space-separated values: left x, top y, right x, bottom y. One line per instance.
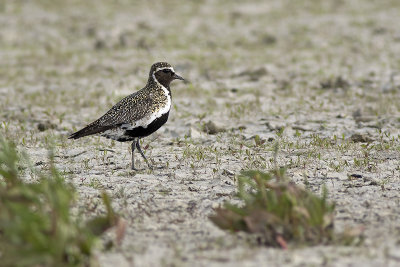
68, 124, 113, 139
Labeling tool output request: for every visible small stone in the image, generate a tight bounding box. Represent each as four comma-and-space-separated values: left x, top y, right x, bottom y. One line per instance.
336, 113, 346, 118
350, 133, 374, 143
37, 121, 56, 132
222, 169, 235, 176
119, 34, 127, 47
320, 76, 350, 90
189, 127, 206, 139
349, 174, 362, 179
292, 125, 312, 131
352, 109, 362, 118
362, 200, 370, 208
86, 26, 96, 37
261, 33, 277, 45
372, 27, 387, 35
352, 108, 375, 122
94, 39, 105, 50
368, 180, 378, 186
355, 116, 375, 123
203, 121, 226, 135
235, 67, 268, 81
265, 121, 285, 131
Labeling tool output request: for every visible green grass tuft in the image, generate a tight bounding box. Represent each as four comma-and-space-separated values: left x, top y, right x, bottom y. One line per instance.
210, 169, 359, 248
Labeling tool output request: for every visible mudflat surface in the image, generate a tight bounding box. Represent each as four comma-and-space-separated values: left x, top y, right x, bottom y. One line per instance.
1, 0, 400, 266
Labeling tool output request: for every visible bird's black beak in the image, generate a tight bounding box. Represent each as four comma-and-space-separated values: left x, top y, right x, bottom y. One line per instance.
173, 73, 185, 81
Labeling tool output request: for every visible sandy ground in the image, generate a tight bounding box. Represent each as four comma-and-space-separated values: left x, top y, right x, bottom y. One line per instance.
1, 0, 400, 266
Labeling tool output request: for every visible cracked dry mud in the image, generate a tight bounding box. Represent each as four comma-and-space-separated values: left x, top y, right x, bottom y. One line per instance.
1, 1, 400, 266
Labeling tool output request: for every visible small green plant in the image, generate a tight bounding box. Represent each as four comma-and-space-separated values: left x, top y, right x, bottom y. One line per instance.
210, 169, 340, 248
0, 136, 123, 266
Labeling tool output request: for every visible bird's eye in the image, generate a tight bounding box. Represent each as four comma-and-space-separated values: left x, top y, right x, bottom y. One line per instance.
163, 69, 171, 73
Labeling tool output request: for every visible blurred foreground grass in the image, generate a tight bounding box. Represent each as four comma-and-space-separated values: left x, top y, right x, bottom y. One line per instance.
0, 136, 123, 266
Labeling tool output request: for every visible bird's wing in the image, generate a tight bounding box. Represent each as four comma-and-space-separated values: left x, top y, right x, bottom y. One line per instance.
92, 90, 153, 127
69, 91, 153, 139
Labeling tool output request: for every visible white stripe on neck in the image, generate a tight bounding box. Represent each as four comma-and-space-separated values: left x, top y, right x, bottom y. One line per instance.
152, 66, 175, 87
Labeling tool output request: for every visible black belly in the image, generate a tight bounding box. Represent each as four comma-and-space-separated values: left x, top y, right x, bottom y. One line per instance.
119, 111, 170, 142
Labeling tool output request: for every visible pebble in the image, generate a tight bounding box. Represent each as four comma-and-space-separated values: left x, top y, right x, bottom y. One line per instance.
202, 121, 226, 135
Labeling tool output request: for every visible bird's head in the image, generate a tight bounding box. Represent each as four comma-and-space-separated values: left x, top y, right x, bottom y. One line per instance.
149, 62, 185, 88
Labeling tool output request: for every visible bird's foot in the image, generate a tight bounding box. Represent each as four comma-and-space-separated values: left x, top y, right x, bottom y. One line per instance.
131, 166, 142, 171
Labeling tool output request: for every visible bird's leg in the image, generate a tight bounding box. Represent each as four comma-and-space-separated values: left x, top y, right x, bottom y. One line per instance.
131, 140, 139, 171
136, 138, 153, 169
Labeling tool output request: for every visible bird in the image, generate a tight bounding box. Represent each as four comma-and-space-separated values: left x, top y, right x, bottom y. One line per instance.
69, 62, 185, 170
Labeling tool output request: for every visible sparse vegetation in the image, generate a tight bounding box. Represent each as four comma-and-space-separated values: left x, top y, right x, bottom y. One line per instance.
210, 169, 340, 247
